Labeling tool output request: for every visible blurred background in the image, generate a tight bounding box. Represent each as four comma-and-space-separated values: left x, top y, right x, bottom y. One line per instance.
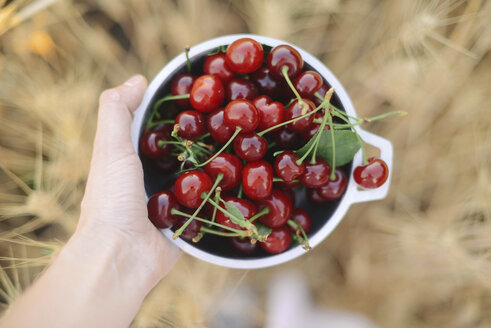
0, 0, 490, 327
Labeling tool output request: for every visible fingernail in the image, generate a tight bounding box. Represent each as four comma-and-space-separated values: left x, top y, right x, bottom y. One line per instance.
125, 75, 144, 86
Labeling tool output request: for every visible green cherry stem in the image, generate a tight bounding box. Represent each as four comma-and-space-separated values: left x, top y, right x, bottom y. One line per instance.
282, 65, 302, 103
248, 207, 270, 223
331, 109, 368, 165
185, 46, 192, 74
287, 219, 311, 251
200, 227, 241, 237
206, 198, 255, 233
258, 105, 322, 137
171, 209, 243, 234
196, 127, 242, 167
272, 177, 299, 183
326, 113, 336, 180
237, 183, 243, 198
147, 119, 175, 129
150, 93, 190, 120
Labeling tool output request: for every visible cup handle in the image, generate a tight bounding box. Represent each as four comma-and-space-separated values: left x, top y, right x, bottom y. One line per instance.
349, 129, 393, 204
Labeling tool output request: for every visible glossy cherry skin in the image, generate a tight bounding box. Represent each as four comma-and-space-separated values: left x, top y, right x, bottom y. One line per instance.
203, 53, 235, 84
225, 38, 264, 74
216, 197, 257, 230
290, 208, 312, 234
306, 188, 329, 205
253, 96, 285, 131
312, 84, 329, 107
226, 78, 259, 101
282, 188, 296, 206
224, 99, 259, 132
139, 131, 171, 159
300, 159, 331, 188
174, 170, 213, 208
274, 180, 300, 190
229, 237, 257, 256
317, 169, 347, 200
242, 161, 273, 200
233, 132, 267, 162
302, 112, 330, 141
147, 190, 180, 229
190, 75, 225, 113
204, 153, 243, 191
260, 226, 292, 254
267, 45, 303, 79
207, 109, 234, 143
151, 123, 173, 135
273, 127, 303, 150
251, 67, 283, 98
274, 151, 304, 182
171, 73, 196, 108
174, 208, 203, 241
354, 157, 389, 189
293, 71, 323, 98
285, 99, 316, 132
257, 190, 292, 228
175, 110, 205, 140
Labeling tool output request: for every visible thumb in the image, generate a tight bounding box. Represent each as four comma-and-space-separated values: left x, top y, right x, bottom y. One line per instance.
93, 75, 148, 161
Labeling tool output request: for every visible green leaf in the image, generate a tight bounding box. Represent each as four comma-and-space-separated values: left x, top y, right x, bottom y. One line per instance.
223, 201, 245, 223
255, 222, 272, 238
296, 129, 361, 167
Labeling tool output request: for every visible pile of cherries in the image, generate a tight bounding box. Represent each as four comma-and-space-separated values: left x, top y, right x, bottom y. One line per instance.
139, 38, 390, 256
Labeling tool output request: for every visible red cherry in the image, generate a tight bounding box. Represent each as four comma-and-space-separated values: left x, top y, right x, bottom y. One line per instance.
171, 73, 196, 108
174, 208, 203, 240
147, 190, 180, 229
267, 45, 303, 79
302, 112, 330, 141
207, 109, 234, 143
274, 180, 300, 190
242, 161, 273, 200
257, 190, 292, 228
290, 208, 312, 234
203, 53, 235, 84
253, 96, 285, 131
300, 159, 331, 188
151, 123, 173, 135
204, 153, 243, 191
293, 71, 323, 98
311, 84, 329, 107
225, 38, 264, 74
139, 131, 171, 159
216, 197, 257, 230
282, 188, 296, 206
273, 127, 303, 150
274, 151, 304, 182
285, 99, 316, 132
175, 110, 205, 140
226, 78, 259, 101
260, 226, 292, 254
224, 99, 259, 133
306, 188, 329, 205
317, 169, 347, 200
174, 170, 213, 208
251, 67, 283, 98
153, 156, 179, 173
233, 132, 267, 162
190, 75, 225, 112
354, 157, 389, 189
229, 237, 257, 256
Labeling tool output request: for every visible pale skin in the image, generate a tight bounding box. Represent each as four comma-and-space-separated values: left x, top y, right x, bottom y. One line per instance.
0, 75, 181, 328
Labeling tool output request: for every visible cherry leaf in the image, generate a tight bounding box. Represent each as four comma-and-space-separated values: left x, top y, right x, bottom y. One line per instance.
255, 222, 272, 238
223, 201, 245, 223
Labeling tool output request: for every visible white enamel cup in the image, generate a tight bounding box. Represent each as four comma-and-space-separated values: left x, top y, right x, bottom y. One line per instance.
131, 34, 393, 269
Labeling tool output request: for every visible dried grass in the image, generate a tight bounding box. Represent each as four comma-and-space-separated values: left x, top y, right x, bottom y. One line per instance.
0, 0, 490, 327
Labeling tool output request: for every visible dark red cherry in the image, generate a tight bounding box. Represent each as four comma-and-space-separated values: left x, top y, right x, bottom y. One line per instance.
274, 151, 304, 182
226, 78, 259, 101
282, 188, 296, 206
312, 84, 329, 107
175, 110, 205, 140
306, 188, 329, 205
242, 161, 273, 200
203, 53, 235, 84
224, 99, 259, 132
300, 159, 331, 188
354, 158, 389, 189
174, 170, 213, 208
153, 156, 179, 173
174, 208, 203, 240
290, 208, 312, 234
267, 45, 303, 79
257, 190, 292, 228
216, 197, 257, 230
139, 131, 171, 159
151, 123, 173, 135
225, 38, 264, 73
190, 74, 225, 113
260, 226, 292, 254
293, 71, 323, 98
253, 96, 285, 131
251, 67, 282, 98
285, 99, 316, 132
229, 237, 257, 256
233, 132, 267, 162
274, 180, 300, 190
147, 190, 180, 229
273, 127, 303, 150
317, 169, 347, 200
207, 109, 234, 144
302, 112, 330, 141
170, 73, 195, 109
204, 153, 243, 191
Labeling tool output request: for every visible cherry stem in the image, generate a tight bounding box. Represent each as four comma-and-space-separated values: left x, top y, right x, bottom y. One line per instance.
257, 104, 322, 137
195, 127, 242, 167
192, 143, 213, 155
147, 119, 175, 129
287, 219, 311, 251
185, 46, 191, 74
148, 93, 190, 125
173, 173, 224, 239
248, 207, 270, 223
272, 177, 299, 183
171, 208, 243, 234
327, 113, 336, 180
206, 198, 255, 233
200, 226, 241, 237
237, 183, 243, 198
267, 141, 277, 149
331, 108, 368, 165
281, 65, 302, 103
210, 193, 220, 225
158, 140, 186, 146
198, 132, 211, 140
310, 108, 330, 164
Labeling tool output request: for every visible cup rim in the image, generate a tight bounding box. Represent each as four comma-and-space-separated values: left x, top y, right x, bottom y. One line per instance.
131, 34, 375, 269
